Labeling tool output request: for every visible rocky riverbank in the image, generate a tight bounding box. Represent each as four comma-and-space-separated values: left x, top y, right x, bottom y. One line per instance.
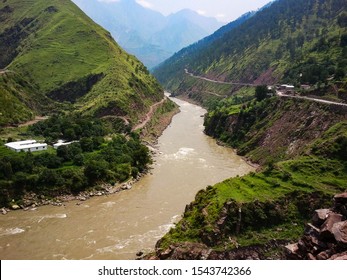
1, 97, 180, 215
285, 192, 347, 260
1, 168, 155, 215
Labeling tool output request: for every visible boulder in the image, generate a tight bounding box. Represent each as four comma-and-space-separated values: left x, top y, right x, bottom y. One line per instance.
285, 243, 299, 259
320, 213, 343, 239
312, 209, 330, 227
334, 193, 347, 205
333, 193, 347, 216
136, 251, 144, 257
331, 221, 347, 245
329, 252, 347, 260
316, 250, 330, 260
11, 204, 20, 210
305, 223, 320, 235
158, 247, 174, 259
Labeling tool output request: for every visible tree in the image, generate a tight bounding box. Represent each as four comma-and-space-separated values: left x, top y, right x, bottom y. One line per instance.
255, 85, 268, 102
84, 160, 109, 184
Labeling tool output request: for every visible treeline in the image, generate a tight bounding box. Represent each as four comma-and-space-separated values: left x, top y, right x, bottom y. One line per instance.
0, 115, 149, 207
154, 0, 346, 88
29, 113, 130, 143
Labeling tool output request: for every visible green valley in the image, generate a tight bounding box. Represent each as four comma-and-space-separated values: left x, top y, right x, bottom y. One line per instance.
0, 0, 346, 261
147, 0, 347, 260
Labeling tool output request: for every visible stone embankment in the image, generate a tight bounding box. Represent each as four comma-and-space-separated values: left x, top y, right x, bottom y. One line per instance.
285, 192, 347, 260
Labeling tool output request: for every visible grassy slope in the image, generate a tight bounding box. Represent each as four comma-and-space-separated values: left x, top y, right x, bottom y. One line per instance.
0, 0, 163, 124
159, 157, 347, 250
155, 97, 347, 257
0, 72, 36, 126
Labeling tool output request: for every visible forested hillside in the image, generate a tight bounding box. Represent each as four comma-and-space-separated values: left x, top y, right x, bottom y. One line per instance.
154, 0, 346, 96
0, 0, 173, 207
0, 0, 164, 126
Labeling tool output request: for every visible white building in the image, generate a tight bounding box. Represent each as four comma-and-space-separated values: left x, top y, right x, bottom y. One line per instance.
53, 140, 78, 149
279, 84, 295, 90
5, 140, 47, 153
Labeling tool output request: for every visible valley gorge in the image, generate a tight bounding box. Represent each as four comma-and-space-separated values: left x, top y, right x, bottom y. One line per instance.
1, 0, 347, 261
0, 96, 254, 259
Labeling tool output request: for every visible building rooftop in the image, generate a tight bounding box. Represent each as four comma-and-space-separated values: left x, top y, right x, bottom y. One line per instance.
5, 140, 47, 150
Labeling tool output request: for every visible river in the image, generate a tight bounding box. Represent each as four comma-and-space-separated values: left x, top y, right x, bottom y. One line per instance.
0, 96, 254, 260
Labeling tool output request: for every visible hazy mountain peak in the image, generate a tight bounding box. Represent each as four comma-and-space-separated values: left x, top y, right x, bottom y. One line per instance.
73, 0, 224, 68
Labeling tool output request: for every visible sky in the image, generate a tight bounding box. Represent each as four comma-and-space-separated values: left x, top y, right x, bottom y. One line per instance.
100, 0, 273, 22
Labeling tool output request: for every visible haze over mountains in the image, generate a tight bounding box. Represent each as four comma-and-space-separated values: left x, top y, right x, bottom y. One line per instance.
72, 0, 223, 68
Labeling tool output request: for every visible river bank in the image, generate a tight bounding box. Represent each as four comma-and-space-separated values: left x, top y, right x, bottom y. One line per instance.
0, 96, 254, 260
1, 95, 180, 215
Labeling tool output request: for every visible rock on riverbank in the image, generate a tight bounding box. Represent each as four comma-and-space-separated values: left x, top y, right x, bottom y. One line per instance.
285, 192, 347, 260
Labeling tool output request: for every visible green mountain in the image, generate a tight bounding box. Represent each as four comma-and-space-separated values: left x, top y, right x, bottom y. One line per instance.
0, 0, 163, 126
154, 0, 346, 99
146, 0, 347, 260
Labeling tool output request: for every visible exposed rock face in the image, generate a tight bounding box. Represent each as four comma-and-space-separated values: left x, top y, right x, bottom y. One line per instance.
285, 192, 347, 260
148, 241, 286, 260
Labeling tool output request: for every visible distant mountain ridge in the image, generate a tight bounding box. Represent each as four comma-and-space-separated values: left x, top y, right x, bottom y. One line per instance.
154, 0, 346, 97
72, 0, 223, 68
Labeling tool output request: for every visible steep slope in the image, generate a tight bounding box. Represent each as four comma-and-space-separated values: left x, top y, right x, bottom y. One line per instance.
154, 0, 346, 97
0, 71, 50, 126
148, 97, 347, 260
152, 11, 255, 90
0, 0, 163, 125
72, 0, 223, 68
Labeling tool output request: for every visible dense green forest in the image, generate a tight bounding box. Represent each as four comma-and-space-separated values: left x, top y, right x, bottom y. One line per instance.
0, 114, 150, 207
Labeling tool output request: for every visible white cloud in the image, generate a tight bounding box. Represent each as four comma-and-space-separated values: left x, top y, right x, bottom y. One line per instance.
216, 13, 226, 19
196, 10, 206, 16
136, 0, 153, 8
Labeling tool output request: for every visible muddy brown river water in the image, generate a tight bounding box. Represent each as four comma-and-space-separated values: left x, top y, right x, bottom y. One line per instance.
0, 95, 254, 260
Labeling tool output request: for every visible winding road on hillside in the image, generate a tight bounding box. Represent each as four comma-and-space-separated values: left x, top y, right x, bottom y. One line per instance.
276, 91, 347, 107
185, 69, 347, 107
132, 96, 167, 131
185, 69, 256, 87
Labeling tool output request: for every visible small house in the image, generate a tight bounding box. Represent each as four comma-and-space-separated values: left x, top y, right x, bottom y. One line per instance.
279, 84, 295, 91
5, 140, 47, 153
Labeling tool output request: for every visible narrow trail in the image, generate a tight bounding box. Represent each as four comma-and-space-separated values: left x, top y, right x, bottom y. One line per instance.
185, 69, 347, 107
4, 116, 48, 129
185, 69, 256, 87
18, 116, 49, 127
132, 96, 167, 131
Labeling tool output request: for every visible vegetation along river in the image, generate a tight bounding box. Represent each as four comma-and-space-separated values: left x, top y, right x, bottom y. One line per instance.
0, 95, 254, 260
